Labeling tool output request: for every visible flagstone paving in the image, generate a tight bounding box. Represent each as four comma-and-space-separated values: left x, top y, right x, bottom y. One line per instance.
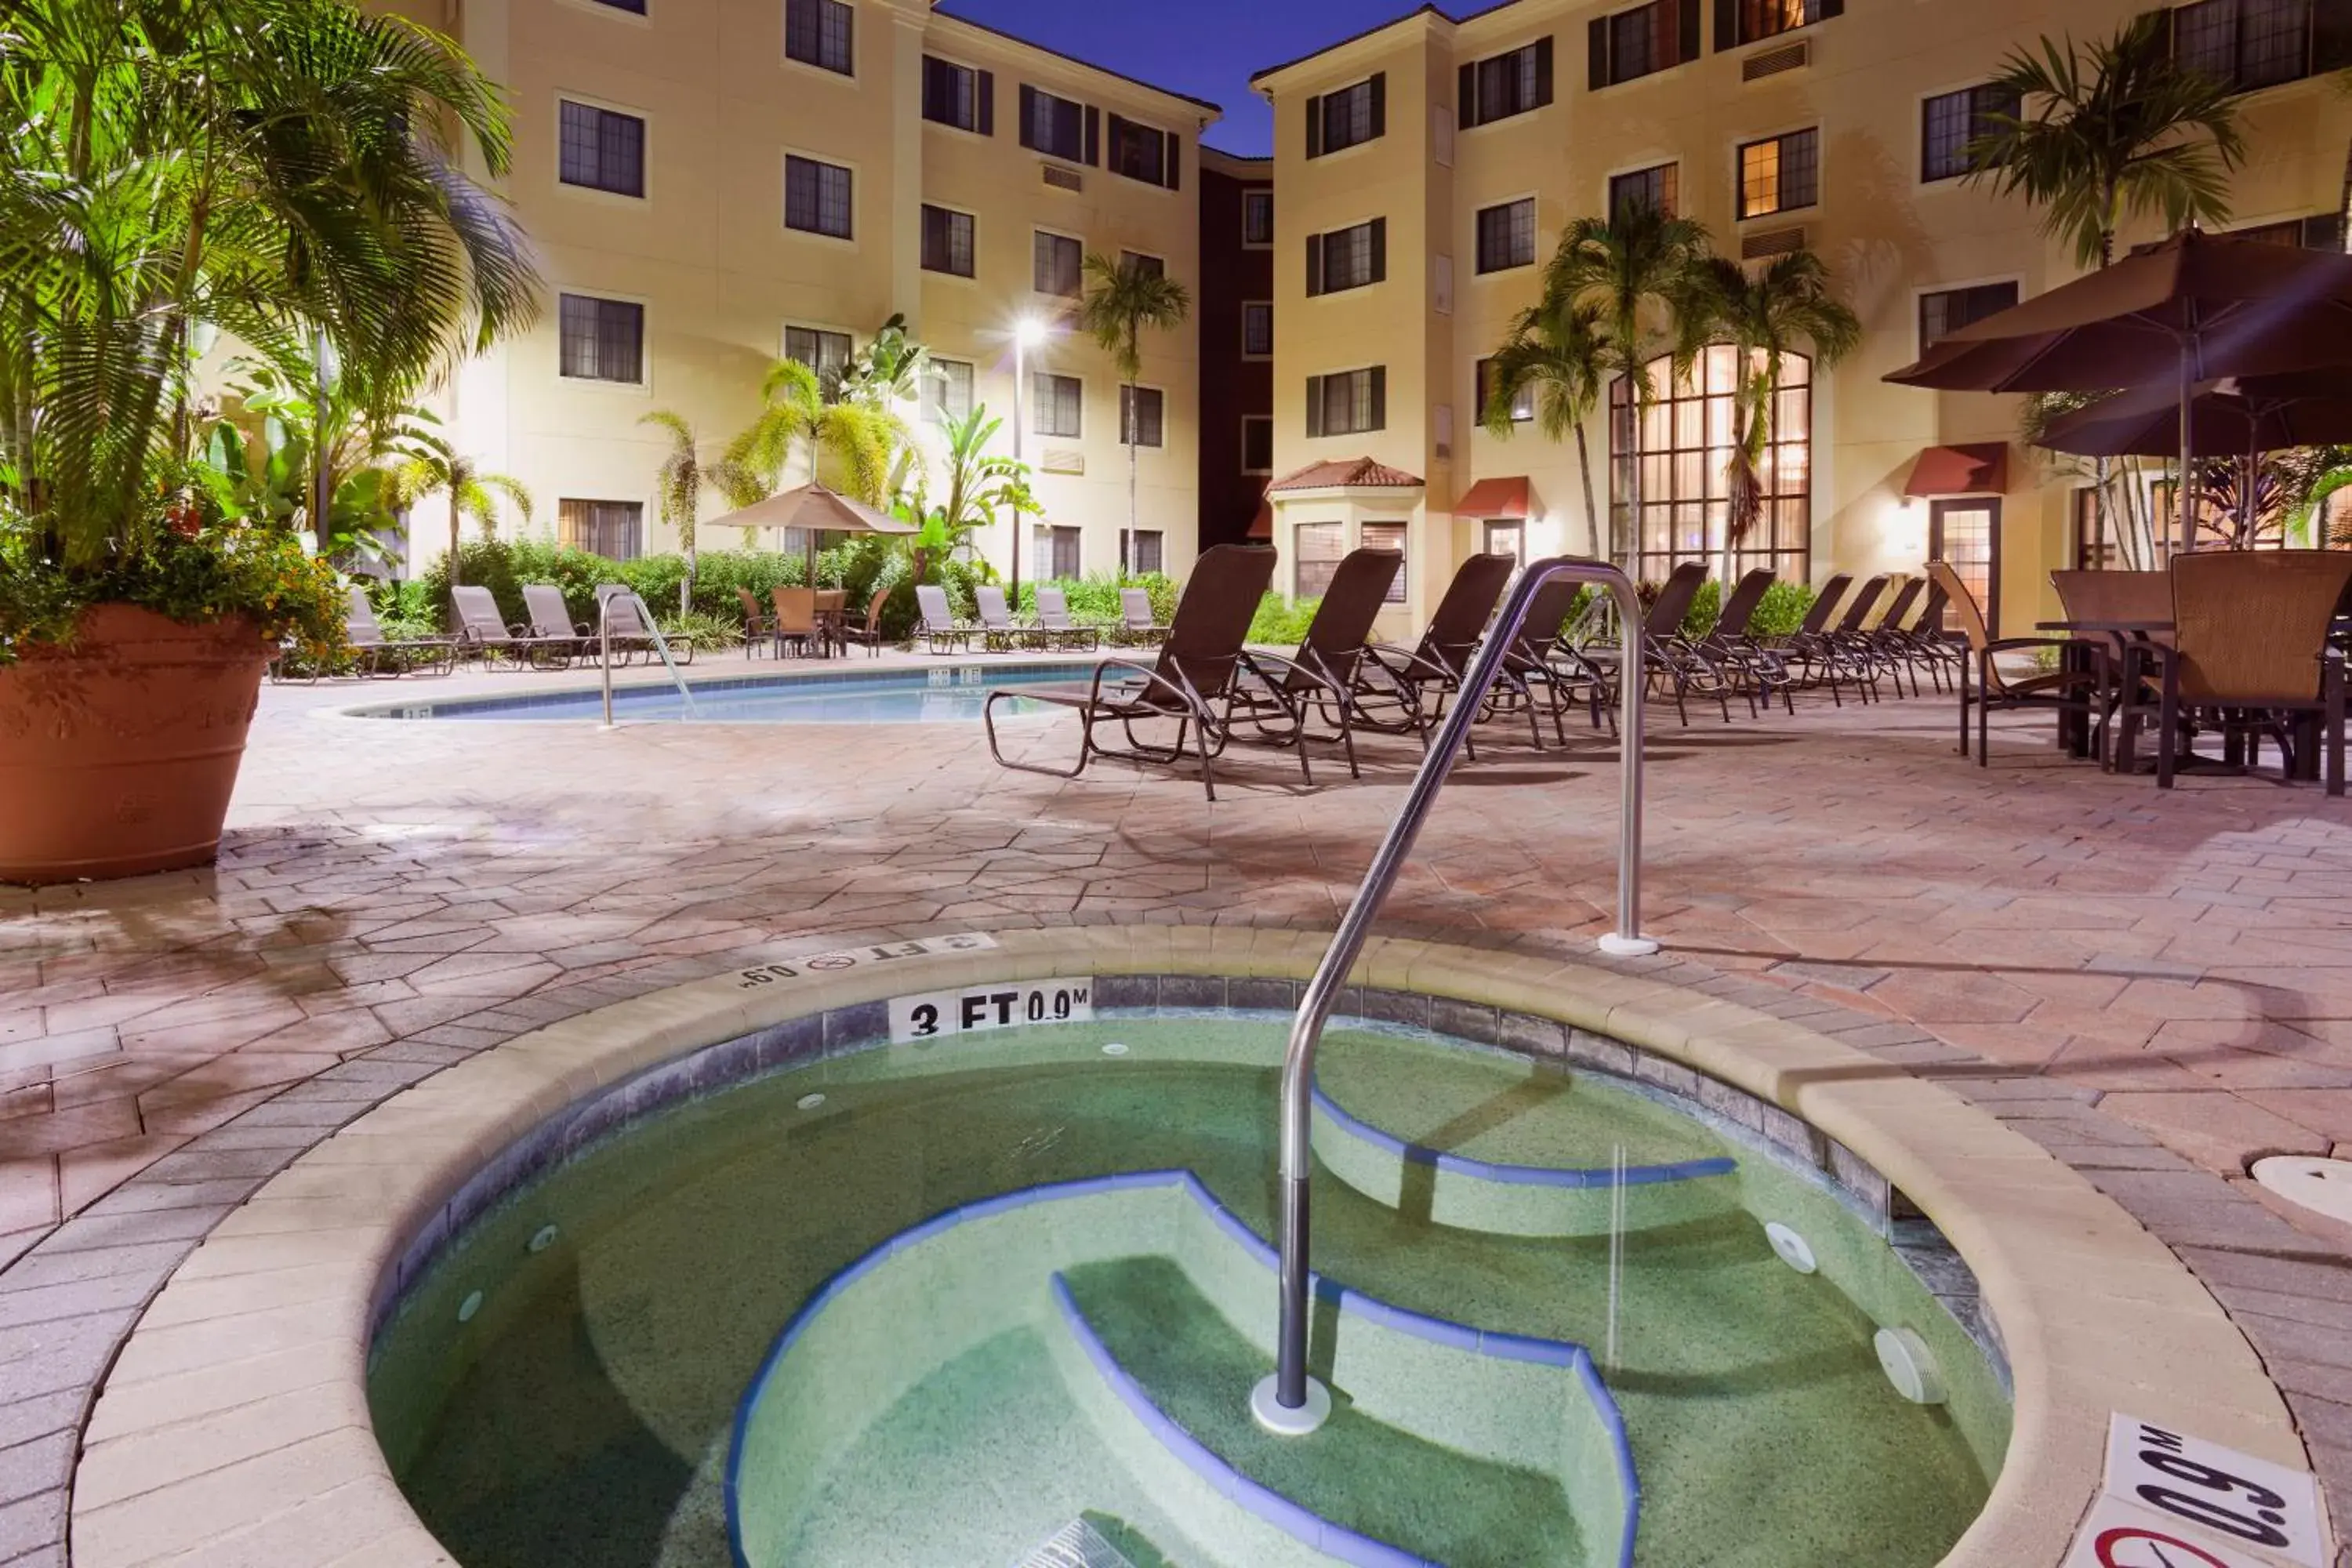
6, 652, 2352, 1566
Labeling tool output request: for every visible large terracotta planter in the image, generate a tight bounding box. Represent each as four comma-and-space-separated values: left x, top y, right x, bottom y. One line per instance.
0, 604, 273, 884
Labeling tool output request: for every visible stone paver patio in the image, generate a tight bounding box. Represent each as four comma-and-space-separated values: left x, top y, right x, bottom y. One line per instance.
6, 650, 2352, 1566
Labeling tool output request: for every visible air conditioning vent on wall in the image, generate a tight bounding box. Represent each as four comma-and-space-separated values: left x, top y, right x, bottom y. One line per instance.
1042, 164, 1083, 193
1744, 40, 1809, 81
1741, 225, 1806, 260
1041, 448, 1085, 475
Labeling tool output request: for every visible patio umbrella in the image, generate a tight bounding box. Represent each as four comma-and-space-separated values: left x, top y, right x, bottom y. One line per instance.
1885, 229, 2352, 551
702, 481, 916, 583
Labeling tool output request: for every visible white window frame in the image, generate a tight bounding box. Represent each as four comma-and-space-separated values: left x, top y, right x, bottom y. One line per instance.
556, 289, 652, 394
1241, 300, 1273, 361
553, 93, 652, 207
781, 0, 856, 81
781, 147, 858, 245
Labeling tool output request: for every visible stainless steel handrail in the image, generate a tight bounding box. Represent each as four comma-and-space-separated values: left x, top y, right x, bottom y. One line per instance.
599, 588, 699, 725
1253, 556, 1657, 1434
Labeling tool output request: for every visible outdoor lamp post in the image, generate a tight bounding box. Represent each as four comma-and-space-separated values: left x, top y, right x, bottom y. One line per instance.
1011, 315, 1047, 604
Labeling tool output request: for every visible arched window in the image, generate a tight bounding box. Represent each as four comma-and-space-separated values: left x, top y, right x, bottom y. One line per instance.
1610, 347, 1812, 581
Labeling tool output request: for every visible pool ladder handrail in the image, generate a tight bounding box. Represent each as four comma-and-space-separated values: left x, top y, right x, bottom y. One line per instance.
599, 587, 700, 724
1261, 555, 1657, 1432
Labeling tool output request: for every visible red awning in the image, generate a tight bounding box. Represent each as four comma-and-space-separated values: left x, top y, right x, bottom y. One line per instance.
1903, 443, 2009, 498
1247, 496, 1272, 540
1453, 476, 1531, 518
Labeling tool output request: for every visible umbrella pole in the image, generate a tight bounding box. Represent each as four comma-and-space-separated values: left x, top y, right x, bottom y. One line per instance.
2176, 338, 2197, 557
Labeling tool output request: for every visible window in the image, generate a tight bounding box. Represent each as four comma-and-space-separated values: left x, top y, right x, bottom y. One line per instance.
1361, 522, 1408, 601
558, 101, 645, 198
1307, 75, 1385, 158
1122, 250, 1167, 280
2233, 213, 2350, 249
2071, 489, 2122, 572
1243, 416, 1274, 474
1033, 524, 1081, 579
1609, 163, 1678, 220
559, 499, 643, 559
1120, 386, 1164, 448
784, 0, 852, 74
1738, 128, 1818, 220
558, 294, 644, 383
924, 358, 975, 425
2172, 0, 2315, 93
1033, 372, 1082, 438
1243, 190, 1275, 246
784, 154, 852, 238
1732, 0, 1839, 48
1034, 230, 1083, 296
1475, 358, 1536, 423
921, 56, 991, 133
1484, 521, 1525, 565
1613, 345, 1813, 580
1243, 302, 1273, 358
784, 325, 853, 394
1475, 198, 1536, 274
920, 205, 975, 277
1460, 38, 1554, 129
586, 0, 645, 13
1109, 114, 1179, 189
1295, 522, 1345, 597
1019, 85, 1088, 163
1305, 367, 1385, 437
1921, 84, 2020, 182
1127, 529, 1164, 574
1918, 281, 2019, 349
1305, 218, 1386, 296
1590, 0, 1697, 89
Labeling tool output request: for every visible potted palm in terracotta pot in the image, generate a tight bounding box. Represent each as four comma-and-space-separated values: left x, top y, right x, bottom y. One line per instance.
0, 0, 539, 884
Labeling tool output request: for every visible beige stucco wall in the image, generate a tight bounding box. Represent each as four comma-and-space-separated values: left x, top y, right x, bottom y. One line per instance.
392, 0, 1210, 582
1258, 0, 2352, 635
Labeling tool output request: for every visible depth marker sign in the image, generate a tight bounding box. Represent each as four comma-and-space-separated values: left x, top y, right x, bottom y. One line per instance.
2061, 1415, 2326, 1568
889, 978, 1095, 1042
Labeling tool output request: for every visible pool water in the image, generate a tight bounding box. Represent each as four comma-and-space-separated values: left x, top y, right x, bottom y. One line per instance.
363, 662, 1097, 723
368, 1015, 2001, 1568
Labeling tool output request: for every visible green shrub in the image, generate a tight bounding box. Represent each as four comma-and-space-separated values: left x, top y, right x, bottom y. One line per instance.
1012, 571, 1176, 626
1680, 578, 1722, 639
1748, 580, 1816, 639
654, 608, 744, 653
1247, 593, 1320, 645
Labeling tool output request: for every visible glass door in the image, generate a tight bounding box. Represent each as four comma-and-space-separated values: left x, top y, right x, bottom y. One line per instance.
1930, 499, 2000, 635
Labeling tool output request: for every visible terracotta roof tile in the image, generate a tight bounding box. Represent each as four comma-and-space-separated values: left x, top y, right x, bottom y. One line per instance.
1267, 456, 1426, 493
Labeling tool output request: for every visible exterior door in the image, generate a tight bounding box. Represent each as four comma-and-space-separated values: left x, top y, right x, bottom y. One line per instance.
1930, 499, 1999, 635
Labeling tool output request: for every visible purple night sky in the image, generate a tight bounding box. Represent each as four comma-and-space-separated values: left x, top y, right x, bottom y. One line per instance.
940, 0, 1442, 156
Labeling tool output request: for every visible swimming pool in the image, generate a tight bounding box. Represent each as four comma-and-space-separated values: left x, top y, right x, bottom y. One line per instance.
358, 662, 1098, 724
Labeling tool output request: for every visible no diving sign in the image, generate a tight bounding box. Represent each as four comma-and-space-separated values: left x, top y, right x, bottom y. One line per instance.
2065, 1497, 2284, 1568
2061, 1416, 2327, 1568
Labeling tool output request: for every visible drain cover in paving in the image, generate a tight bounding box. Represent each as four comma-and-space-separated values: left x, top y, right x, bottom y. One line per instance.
2250, 1156, 2352, 1226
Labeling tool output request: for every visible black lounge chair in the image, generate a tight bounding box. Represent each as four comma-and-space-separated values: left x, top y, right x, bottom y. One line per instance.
1352, 552, 1516, 758
1229, 546, 1405, 780
984, 546, 1279, 800
1695, 568, 1791, 716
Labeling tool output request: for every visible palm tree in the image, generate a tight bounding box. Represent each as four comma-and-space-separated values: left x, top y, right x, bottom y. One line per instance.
898, 406, 1040, 579
1965, 15, 2245, 270
1544, 205, 1715, 568
727, 357, 906, 506
1690, 252, 1862, 584
643, 412, 760, 612
1076, 252, 1192, 572
1481, 299, 1610, 558
391, 427, 533, 583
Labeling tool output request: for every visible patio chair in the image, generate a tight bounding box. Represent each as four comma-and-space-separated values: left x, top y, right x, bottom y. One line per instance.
1814, 574, 1890, 702
1353, 551, 1515, 757
1887, 579, 1964, 693
598, 585, 695, 665
1484, 575, 1609, 747
974, 586, 1035, 652
815, 589, 848, 657
770, 587, 822, 659
1228, 546, 1404, 779
342, 586, 455, 677
2117, 551, 2352, 795
1695, 568, 1793, 715
1582, 562, 1743, 726
1931, 561, 2110, 768
735, 586, 777, 659
451, 585, 571, 669
914, 585, 976, 654
1116, 587, 1170, 647
839, 586, 893, 658
1034, 587, 1101, 652
1861, 578, 1926, 697
521, 585, 593, 668
1780, 572, 1861, 704
983, 545, 1278, 800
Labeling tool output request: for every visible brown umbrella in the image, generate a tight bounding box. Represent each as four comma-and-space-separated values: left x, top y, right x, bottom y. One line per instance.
2034, 369, 2352, 459
1885, 230, 2352, 551
703, 482, 916, 582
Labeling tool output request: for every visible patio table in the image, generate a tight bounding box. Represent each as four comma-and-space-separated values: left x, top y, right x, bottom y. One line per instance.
2033, 619, 2172, 761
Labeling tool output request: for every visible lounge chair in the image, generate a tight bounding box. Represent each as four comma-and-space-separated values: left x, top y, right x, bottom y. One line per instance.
915, 585, 975, 654
736, 586, 777, 659
771, 586, 822, 659
1228, 547, 1404, 779
1814, 573, 1890, 702
1859, 578, 1926, 697
984, 545, 1278, 800
521, 585, 592, 666
451, 584, 572, 669
1779, 572, 1856, 702
342, 586, 454, 677
1035, 587, 1101, 652
1887, 580, 1963, 693
1584, 562, 1740, 726
597, 585, 695, 665
839, 586, 893, 658
975, 586, 1034, 652
2116, 551, 2352, 794
1484, 575, 1607, 747
1116, 587, 1169, 647
1932, 561, 2109, 768
1352, 552, 1515, 757
1694, 568, 1791, 715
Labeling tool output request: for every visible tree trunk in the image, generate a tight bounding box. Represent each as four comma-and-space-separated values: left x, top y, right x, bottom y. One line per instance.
1126, 382, 1139, 575
1574, 420, 1601, 560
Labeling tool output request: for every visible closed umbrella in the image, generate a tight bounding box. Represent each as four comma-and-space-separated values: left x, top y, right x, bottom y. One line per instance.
1886, 229, 2352, 550
702, 482, 916, 583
